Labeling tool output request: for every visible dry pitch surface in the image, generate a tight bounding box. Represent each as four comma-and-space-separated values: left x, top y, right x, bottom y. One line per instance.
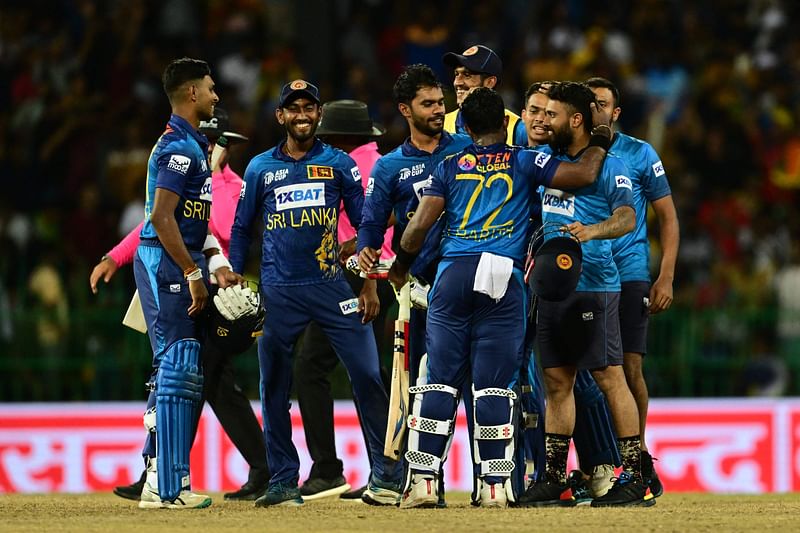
2, 492, 800, 532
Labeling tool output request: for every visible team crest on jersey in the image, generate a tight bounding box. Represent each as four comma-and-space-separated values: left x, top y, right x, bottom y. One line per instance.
615, 175, 632, 190
541, 188, 575, 216
652, 160, 665, 177
264, 168, 289, 186
167, 154, 191, 175
534, 151, 551, 168
199, 176, 213, 201
275, 183, 326, 211
307, 165, 334, 179
458, 153, 477, 171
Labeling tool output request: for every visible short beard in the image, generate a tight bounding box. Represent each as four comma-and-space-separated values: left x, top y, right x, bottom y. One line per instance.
287, 122, 318, 143
412, 114, 443, 137
549, 126, 573, 155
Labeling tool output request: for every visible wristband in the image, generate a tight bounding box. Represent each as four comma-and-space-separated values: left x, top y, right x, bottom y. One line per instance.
207, 253, 232, 274
395, 246, 419, 267
203, 234, 221, 252
184, 265, 203, 281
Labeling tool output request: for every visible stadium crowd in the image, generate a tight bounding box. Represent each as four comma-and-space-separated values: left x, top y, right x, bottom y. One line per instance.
1, 0, 800, 400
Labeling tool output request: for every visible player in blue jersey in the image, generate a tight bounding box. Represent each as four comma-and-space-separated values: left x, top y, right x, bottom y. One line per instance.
357, 64, 472, 506
586, 77, 680, 498
443, 45, 528, 146
392, 87, 612, 509
516, 82, 653, 508
133, 57, 219, 510
225, 80, 401, 508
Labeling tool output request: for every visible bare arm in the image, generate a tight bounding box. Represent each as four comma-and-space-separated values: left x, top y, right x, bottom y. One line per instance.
151, 188, 208, 316
649, 195, 680, 313
550, 146, 607, 190
565, 205, 635, 242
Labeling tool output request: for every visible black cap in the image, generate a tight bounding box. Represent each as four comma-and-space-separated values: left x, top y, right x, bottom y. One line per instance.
316, 100, 385, 137
529, 236, 582, 302
198, 107, 249, 143
443, 45, 503, 80
278, 79, 321, 108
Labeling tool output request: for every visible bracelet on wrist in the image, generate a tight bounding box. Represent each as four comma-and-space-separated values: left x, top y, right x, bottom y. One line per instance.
184, 265, 203, 281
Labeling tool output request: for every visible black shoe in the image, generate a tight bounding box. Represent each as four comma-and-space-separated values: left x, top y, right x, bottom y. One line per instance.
518, 477, 575, 507
641, 450, 664, 497
567, 470, 592, 506
340, 485, 367, 500
299, 475, 350, 500
113, 470, 145, 501
224, 468, 270, 501
590, 471, 656, 507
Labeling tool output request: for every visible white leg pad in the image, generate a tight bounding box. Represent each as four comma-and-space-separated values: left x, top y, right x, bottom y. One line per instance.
473, 385, 517, 478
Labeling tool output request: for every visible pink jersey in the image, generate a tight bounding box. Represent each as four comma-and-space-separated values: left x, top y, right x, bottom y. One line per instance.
106, 165, 242, 266
338, 142, 395, 260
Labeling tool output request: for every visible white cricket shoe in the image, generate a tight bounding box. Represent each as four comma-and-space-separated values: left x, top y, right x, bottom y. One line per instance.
478, 480, 508, 508
138, 479, 164, 509
591, 464, 616, 498
162, 491, 212, 509
399, 474, 438, 509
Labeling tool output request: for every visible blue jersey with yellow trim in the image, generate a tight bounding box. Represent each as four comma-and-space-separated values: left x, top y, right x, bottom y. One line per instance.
539, 148, 633, 291
425, 143, 560, 262
140, 114, 211, 251
609, 132, 672, 282
229, 139, 364, 286
447, 109, 529, 146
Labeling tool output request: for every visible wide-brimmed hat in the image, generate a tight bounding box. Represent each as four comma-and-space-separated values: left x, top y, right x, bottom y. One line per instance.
443, 45, 503, 81
316, 100, 385, 137
199, 107, 248, 143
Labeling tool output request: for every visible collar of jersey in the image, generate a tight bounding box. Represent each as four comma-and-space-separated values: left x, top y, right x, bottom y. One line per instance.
273, 138, 324, 162
169, 114, 209, 149
401, 131, 454, 157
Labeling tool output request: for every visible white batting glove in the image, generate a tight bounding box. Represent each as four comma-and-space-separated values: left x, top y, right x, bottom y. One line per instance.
214, 285, 260, 321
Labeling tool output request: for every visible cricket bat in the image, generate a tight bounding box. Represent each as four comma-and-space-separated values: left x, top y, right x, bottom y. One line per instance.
122, 290, 147, 334
384, 282, 411, 460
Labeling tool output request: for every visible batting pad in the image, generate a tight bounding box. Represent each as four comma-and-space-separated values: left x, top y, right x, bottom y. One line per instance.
155, 338, 203, 501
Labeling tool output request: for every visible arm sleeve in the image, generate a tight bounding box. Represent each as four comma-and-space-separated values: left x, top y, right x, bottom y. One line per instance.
357, 158, 395, 252
339, 154, 365, 230
106, 221, 144, 267
228, 160, 261, 273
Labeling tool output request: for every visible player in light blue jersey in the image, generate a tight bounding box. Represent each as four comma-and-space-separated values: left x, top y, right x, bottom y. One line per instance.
226, 80, 401, 507
133, 57, 220, 510
392, 87, 611, 508
587, 77, 680, 498
517, 82, 653, 508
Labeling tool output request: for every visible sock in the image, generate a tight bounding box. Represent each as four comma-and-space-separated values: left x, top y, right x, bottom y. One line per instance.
544, 433, 571, 485
618, 435, 642, 480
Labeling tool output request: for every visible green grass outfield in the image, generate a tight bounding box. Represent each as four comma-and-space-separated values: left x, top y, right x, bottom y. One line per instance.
2, 492, 799, 532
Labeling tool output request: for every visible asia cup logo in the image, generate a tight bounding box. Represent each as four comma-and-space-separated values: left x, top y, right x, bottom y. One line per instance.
556, 253, 573, 270
458, 153, 477, 171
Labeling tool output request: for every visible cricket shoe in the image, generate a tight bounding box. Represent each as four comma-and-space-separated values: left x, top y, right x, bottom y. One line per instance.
477, 480, 508, 508
113, 470, 145, 501
362, 476, 401, 506
255, 482, 304, 507
224, 468, 270, 501
568, 470, 593, 506
138, 481, 212, 509
399, 473, 438, 509
300, 475, 351, 501
590, 463, 616, 498
517, 477, 576, 507
340, 484, 367, 501
641, 451, 664, 497
590, 471, 656, 507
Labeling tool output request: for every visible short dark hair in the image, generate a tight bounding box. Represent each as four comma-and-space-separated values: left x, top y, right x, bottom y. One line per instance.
393, 64, 442, 105
523, 81, 555, 104
461, 87, 505, 135
162, 58, 211, 101
547, 81, 595, 134
585, 76, 620, 108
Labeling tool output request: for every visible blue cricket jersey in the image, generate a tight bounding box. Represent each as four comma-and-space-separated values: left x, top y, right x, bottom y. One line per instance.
449, 108, 529, 146
539, 149, 634, 291
425, 143, 560, 263
357, 132, 472, 273
229, 139, 365, 286
609, 133, 672, 282
140, 114, 212, 251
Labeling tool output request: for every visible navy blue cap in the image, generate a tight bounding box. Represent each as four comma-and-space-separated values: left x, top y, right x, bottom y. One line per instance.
530, 236, 583, 302
443, 45, 503, 80
279, 79, 320, 107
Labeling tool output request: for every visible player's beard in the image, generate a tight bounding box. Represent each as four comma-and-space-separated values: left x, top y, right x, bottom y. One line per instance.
549, 123, 573, 155
286, 119, 318, 144
412, 112, 444, 137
